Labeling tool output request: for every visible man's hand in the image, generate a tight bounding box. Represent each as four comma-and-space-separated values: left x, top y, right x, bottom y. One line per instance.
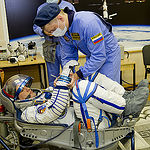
67, 72, 79, 89
54, 76, 59, 87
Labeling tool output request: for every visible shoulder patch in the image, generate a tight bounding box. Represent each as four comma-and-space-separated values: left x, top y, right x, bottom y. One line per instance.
64, 35, 70, 41
91, 33, 104, 45
71, 33, 80, 40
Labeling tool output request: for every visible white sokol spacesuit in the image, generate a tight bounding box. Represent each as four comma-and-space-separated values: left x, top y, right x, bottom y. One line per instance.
2, 60, 149, 129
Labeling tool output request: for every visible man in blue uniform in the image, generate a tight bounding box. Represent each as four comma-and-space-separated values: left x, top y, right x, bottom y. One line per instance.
33, 3, 121, 89
33, 0, 76, 87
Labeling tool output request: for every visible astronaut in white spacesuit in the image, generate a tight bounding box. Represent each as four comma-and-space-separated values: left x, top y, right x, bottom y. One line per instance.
2, 60, 78, 126
2, 60, 149, 129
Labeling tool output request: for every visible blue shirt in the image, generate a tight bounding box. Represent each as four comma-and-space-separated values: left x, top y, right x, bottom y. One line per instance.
59, 11, 121, 83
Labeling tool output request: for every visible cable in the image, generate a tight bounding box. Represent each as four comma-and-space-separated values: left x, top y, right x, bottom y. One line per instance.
122, 79, 137, 90
0, 138, 10, 150
122, 79, 134, 86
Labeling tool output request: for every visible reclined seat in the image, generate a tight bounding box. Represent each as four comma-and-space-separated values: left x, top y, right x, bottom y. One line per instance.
0, 89, 135, 150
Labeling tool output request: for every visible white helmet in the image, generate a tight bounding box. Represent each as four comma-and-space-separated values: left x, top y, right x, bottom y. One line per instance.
2, 74, 42, 111
2, 74, 33, 101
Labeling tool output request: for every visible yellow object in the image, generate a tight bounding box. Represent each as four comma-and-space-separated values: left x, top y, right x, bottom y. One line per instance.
70, 33, 80, 40
41, 107, 46, 113
0, 69, 4, 85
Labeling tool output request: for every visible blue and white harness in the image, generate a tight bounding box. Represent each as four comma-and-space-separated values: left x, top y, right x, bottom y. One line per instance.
72, 80, 100, 148
72, 73, 122, 148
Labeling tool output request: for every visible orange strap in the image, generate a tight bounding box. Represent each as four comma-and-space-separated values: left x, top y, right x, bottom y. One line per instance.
78, 121, 81, 133
87, 118, 92, 132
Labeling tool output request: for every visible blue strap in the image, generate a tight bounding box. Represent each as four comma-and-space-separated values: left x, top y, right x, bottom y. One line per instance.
82, 82, 91, 101
58, 75, 71, 82
80, 101, 99, 148
99, 109, 103, 122
82, 103, 90, 119
72, 80, 98, 104
72, 80, 88, 103
92, 95, 125, 110
90, 117, 99, 148
80, 103, 99, 148
84, 83, 97, 103
80, 103, 87, 128
72, 94, 81, 103
88, 75, 92, 81
99, 110, 111, 127
72, 98, 80, 103
76, 80, 84, 102
88, 72, 99, 82
91, 72, 98, 82
72, 81, 85, 103
57, 79, 70, 84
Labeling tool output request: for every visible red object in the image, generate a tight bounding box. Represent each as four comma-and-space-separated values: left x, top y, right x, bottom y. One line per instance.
2, 89, 14, 98
0, 104, 5, 112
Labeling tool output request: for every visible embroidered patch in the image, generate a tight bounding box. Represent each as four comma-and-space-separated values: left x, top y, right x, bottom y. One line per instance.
37, 105, 46, 114
71, 33, 80, 40
91, 33, 104, 45
64, 35, 70, 41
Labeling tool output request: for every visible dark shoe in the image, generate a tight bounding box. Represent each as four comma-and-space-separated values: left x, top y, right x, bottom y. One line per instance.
123, 86, 149, 118
123, 90, 134, 99
137, 79, 149, 89
123, 79, 149, 99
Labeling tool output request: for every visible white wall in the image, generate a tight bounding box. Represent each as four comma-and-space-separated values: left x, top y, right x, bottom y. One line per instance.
0, 0, 9, 50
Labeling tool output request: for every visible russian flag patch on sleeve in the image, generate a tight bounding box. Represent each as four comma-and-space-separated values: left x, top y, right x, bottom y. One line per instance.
91, 33, 104, 45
